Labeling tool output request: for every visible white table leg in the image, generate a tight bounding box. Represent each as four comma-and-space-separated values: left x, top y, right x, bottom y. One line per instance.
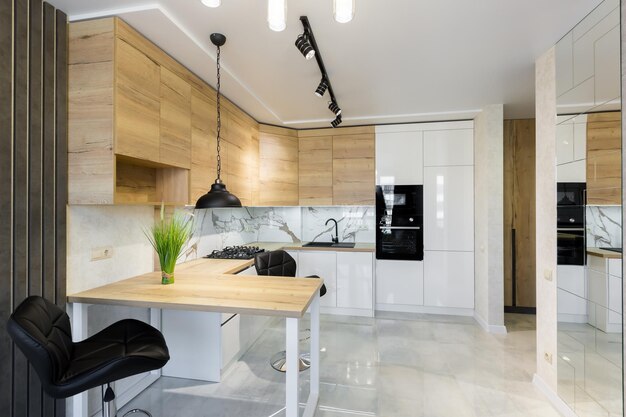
69, 303, 89, 417
286, 317, 300, 417
303, 293, 320, 417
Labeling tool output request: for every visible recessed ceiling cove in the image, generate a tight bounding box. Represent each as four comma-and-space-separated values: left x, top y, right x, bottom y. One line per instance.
50, 0, 603, 127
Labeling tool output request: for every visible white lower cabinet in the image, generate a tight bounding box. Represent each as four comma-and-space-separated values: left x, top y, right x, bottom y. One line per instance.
161, 265, 270, 382
375, 260, 424, 306
298, 251, 337, 308
587, 255, 622, 333
296, 250, 374, 316
557, 265, 587, 322
337, 252, 373, 310
423, 251, 474, 309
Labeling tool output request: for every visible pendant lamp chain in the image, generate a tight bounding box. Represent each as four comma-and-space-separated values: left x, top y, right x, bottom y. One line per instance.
216, 45, 222, 181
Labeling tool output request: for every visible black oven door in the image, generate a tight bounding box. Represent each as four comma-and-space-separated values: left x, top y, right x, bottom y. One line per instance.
376, 226, 423, 261
557, 230, 586, 266
557, 182, 586, 206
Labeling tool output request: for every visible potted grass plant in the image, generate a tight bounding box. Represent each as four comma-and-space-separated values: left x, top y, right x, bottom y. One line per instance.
145, 206, 194, 285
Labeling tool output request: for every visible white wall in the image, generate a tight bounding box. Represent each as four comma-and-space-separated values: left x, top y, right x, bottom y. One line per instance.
473, 104, 505, 333
535, 47, 558, 392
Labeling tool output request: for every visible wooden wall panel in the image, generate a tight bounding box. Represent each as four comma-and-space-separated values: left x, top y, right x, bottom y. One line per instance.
503, 119, 536, 308
0, 0, 13, 414
586, 112, 622, 205
0, 1, 67, 416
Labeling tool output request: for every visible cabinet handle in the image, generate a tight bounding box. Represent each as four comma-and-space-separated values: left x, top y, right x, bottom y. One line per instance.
379, 226, 421, 230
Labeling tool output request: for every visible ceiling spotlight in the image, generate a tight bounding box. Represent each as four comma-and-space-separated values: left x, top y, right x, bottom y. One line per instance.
201, 0, 221, 7
315, 79, 328, 97
331, 115, 342, 128
328, 101, 342, 116
295, 34, 315, 60
333, 0, 355, 23
267, 0, 287, 31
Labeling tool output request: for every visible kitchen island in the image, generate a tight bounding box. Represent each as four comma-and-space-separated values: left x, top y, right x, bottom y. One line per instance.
67, 257, 323, 417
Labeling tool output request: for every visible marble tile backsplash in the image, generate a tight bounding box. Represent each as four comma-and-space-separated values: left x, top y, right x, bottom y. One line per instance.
586, 205, 622, 248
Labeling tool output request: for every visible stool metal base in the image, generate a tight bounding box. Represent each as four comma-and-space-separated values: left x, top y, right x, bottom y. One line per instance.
122, 409, 153, 417
270, 350, 311, 372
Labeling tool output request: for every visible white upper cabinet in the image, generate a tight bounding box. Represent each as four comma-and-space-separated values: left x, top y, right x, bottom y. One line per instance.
375, 129, 423, 185
423, 129, 474, 167
424, 166, 474, 251
556, 114, 587, 183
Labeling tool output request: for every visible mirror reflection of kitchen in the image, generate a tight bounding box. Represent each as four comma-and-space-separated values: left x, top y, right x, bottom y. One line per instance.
555, 1, 622, 415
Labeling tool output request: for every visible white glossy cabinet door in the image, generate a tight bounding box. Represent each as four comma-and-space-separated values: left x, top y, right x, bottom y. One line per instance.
298, 251, 337, 308
556, 265, 587, 318
375, 259, 423, 306
424, 166, 474, 251
375, 131, 423, 185
556, 123, 574, 165
336, 252, 373, 310
423, 129, 473, 167
423, 251, 474, 309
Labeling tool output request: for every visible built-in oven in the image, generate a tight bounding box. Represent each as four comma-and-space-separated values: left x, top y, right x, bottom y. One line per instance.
375, 185, 423, 260
557, 229, 586, 265
556, 182, 586, 266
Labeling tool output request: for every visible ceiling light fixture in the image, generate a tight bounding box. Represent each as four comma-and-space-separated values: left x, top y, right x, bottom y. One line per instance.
333, 0, 355, 23
315, 78, 328, 97
267, 0, 287, 32
295, 34, 315, 60
201, 0, 221, 7
195, 33, 242, 209
328, 101, 342, 116
299, 16, 345, 128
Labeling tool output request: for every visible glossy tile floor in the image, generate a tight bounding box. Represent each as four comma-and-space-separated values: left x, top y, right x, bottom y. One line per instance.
119, 313, 562, 417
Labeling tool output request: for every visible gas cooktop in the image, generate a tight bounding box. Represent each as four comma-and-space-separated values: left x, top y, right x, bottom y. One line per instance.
204, 245, 265, 260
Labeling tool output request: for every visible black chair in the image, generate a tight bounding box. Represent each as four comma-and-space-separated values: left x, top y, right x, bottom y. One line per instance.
7, 296, 170, 417
254, 250, 326, 372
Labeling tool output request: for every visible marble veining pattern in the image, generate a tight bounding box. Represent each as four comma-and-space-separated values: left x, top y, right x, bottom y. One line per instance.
586, 205, 622, 248
302, 206, 375, 243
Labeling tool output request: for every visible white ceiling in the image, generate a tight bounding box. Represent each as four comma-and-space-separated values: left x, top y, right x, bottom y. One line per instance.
50, 0, 603, 128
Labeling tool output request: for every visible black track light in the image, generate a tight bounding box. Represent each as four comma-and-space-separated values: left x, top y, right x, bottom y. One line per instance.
315, 79, 328, 97
295, 34, 315, 60
328, 101, 342, 116
331, 115, 342, 128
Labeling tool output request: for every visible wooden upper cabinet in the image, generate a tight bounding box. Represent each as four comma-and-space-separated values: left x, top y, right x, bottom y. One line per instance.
114, 38, 160, 163
332, 132, 375, 205
586, 112, 622, 205
159, 67, 191, 168
259, 126, 299, 206
299, 136, 333, 205
190, 89, 217, 204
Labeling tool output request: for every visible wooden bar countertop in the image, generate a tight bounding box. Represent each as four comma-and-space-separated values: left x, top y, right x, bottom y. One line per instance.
587, 248, 622, 259
67, 258, 323, 318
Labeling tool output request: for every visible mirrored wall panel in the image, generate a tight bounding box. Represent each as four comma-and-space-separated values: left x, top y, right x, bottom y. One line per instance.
555, 1, 622, 416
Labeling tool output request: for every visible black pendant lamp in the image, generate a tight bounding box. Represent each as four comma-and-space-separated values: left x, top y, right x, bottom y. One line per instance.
195, 33, 242, 209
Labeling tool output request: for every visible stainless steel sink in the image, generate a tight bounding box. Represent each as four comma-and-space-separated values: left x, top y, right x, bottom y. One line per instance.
302, 242, 355, 248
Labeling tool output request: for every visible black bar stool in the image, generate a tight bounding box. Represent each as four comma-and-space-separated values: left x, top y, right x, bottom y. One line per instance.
7, 296, 170, 417
254, 250, 326, 372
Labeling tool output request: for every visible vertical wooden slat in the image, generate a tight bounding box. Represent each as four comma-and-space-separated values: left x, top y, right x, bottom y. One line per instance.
41, 2, 55, 303
12, 0, 29, 415
27, 1, 43, 414
0, 0, 14, 415
54, 10, 67, 416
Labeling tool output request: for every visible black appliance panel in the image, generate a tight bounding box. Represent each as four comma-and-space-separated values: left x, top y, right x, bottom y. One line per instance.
557, 205, 585, 229
557, 230, 585, 266
376, 185, 423, 227
557, 182, 586, 206
375, 185, 424, 260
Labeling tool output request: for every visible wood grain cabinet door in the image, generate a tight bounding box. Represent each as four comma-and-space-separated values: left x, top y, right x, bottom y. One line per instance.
159, 67, 191, 168
114, 38, 160, 163
299, 136, 333, 205
259, 131, 299, 206
332, 134, 375, 205
190, 89, 217, 204
586, 112, 622, 205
